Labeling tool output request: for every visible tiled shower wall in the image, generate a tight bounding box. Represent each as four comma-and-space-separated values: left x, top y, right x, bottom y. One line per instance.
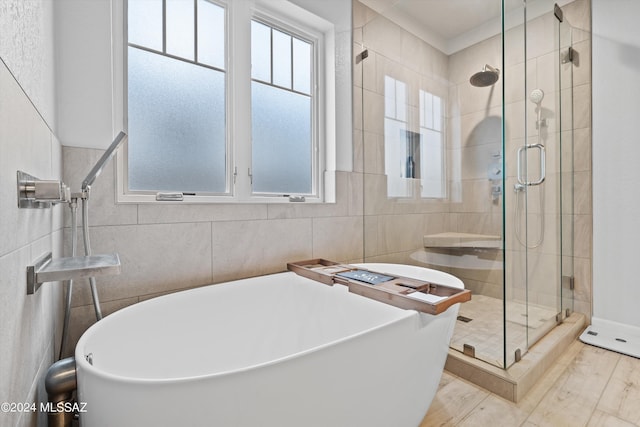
353, 1, 453, 264
0, 2, 64, 426
353, 0, 503, 292
353, 0, 592, 320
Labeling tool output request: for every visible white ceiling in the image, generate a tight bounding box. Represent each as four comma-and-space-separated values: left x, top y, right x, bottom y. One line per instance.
359, 0, 573, 55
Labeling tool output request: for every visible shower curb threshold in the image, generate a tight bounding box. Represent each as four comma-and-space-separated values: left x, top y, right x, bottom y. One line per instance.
444, 312, 586, 402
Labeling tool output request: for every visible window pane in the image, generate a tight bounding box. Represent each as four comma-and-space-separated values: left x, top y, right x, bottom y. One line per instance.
128, 0, 162, 51
420, 129, 444, 198
384, 118, 410, 198
424, 91, 434, 129
128, 47, 226, 193
419, 90, 425, 127
251, 21, 271, 82
433, 95, 442, 131
251, 82, 311, 194
272, 29, 292, 89
198, 0, 225, 69
166, 0, 195, 60
384, 76, 396, 117
293, 38, 311, 94
395, 80, 406, 121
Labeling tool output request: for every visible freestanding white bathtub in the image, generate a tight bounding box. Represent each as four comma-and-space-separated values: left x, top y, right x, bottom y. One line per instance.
75, 263, 463, 427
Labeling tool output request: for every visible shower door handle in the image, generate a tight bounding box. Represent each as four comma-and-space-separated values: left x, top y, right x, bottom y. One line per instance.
517, 143, 546, 186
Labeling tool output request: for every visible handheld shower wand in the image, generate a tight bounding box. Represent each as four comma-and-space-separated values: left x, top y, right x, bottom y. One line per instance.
59, 131, 127, 359
529, 89, 545, 129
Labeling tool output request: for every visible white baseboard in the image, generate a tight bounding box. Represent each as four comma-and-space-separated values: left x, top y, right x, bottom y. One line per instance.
580, 317, 640, 359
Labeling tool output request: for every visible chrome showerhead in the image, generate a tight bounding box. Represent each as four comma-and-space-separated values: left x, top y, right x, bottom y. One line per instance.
529, 88, 545, 105
470, 64, 500, 87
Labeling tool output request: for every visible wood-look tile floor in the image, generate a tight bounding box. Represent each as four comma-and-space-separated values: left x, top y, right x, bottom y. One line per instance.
420, 340, 640, 426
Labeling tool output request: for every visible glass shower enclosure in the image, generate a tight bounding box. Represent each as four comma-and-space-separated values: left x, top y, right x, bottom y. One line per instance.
354, 0, 576, 369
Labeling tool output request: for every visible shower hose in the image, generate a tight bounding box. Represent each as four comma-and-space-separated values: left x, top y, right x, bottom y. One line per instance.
58, 197, 103, 360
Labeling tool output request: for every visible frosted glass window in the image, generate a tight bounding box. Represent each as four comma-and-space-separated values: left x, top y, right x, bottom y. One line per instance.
197, 0, 225, 69
128, 0, 163, 51
420, 90, 443, 132
384, 75, 412, 198
420, 91, 433, 128
384, 76, 396, 117
251, 82, 312, 194
251, 19, 313, 93
384, 76, 406, 121
420, 129, 444, 198
419, 89, 445, 198
272, 29, 292, 89
433, 95, 442, 131
251, 21, 271, 82
128, 47, 226, 193
292, 38, 311, 94
124, 2, 323, 201
166, 0, 195, 60
384, 118, 410, 198
396, 82, 406, 121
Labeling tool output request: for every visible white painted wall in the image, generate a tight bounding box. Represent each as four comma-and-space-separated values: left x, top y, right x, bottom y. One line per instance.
54, 0, 114, 149
592, 0, 640, 328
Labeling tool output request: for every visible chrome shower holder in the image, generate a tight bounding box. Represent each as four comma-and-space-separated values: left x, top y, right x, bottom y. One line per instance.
26, 252, 121, 295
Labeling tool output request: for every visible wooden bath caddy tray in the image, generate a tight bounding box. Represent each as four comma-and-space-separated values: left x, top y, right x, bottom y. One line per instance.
287, 259, 471, 315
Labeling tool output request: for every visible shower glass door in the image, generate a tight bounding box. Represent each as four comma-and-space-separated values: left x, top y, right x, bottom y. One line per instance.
354, 0, 574, 369
504, 1, 575, 367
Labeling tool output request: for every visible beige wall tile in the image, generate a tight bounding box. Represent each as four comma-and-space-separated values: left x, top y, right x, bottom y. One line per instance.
67, 222, 214, 306
211, 218, 312, 283
526, 13, 557, 60
0, 55, 63, 421
139, 203, 268, 224
312, 216, 363, 261
572, 38, 591, 87
573, 83, 591, 130
572, 127, 592, 173
63, 297, 139, 358
62, 146, 138, 228
0, 66, 56, 257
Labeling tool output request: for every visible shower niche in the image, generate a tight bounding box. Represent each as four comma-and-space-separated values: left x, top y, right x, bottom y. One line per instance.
402, 130, 420, 180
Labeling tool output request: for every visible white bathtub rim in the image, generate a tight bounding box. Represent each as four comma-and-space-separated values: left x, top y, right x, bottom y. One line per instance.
76, 265, 464, 386
352, 263, 464, 290
76, 275, 420, 385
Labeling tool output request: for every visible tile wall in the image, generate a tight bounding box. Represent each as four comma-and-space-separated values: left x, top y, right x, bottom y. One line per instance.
60, 149, 364, 355
353, 0, 592, 321
0, 2, 63, 425
353, 1, 453, 265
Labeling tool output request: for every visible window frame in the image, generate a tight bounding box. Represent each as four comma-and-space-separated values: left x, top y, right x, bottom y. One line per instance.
383, 75, 447, 201
114, 0, 331, 204
418, 89, 446, 199
247, 10, 322, 201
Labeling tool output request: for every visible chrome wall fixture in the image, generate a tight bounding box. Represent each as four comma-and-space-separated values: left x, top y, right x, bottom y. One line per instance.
17, 171, 71, 208
19, 132, 128, 297
26, 252, 121, 295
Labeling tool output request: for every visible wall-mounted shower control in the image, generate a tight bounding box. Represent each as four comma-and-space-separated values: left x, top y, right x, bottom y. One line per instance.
17, 171, 71, 208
